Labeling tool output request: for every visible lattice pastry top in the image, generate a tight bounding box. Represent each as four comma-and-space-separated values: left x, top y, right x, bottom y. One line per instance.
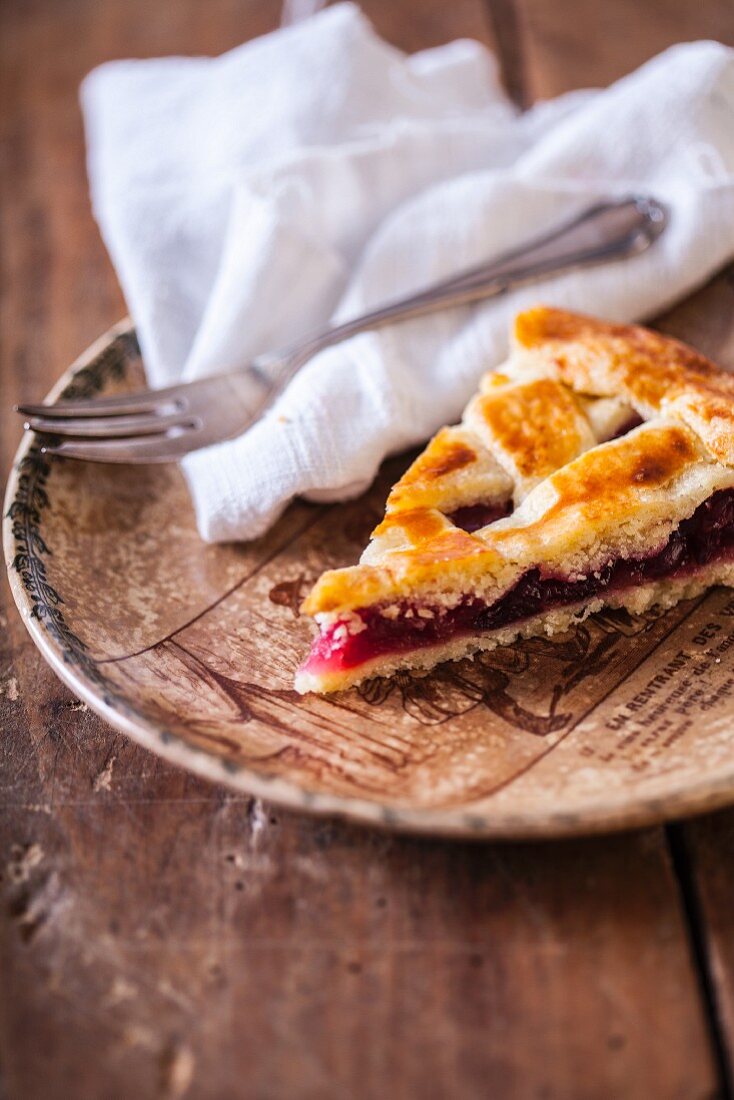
296, 308, 734, 694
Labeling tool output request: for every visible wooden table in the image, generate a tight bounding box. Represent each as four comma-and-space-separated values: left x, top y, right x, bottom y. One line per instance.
3, 1, 734, 1096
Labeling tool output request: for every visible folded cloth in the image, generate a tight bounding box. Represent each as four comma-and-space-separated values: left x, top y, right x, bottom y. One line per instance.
82, 3, 734, 541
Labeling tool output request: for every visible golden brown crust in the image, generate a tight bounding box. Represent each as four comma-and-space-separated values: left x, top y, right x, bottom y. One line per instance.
383, 426, 512, 516
513, 306, 734, 455
487, 421, 707, 566
467, 377, 593, 498
301, 519, 498, 614
405, 436, 476, 479
302, 308, 734, 621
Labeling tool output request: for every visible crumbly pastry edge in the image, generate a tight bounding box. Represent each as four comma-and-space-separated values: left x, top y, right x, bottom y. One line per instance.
294, 561, 734, 695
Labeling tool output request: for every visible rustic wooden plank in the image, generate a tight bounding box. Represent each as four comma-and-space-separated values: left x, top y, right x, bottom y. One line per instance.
360, 0, 496, 51
517, 0, 734, 100
483, 0, 530, 107
0, 0, 726, 1097
0, 763, 720, 1100
678, 811, 734, 1091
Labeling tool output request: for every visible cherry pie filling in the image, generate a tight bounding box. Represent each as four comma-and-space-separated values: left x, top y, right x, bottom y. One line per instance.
302, 488, 734, 678
446, 500, 512, 532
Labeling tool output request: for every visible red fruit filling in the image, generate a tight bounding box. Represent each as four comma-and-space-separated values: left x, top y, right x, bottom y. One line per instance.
610, 412, 644, 440
302, 488, 734, 678
446, 500, 512, 532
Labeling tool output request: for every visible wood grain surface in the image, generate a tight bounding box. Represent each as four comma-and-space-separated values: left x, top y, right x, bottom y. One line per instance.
3, 1, 734, 1097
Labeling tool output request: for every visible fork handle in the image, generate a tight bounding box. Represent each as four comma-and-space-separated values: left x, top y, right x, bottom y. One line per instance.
256, 194, 666, 375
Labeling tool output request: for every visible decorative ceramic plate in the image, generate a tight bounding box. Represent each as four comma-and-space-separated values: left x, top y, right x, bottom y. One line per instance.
6, 322, 734, 838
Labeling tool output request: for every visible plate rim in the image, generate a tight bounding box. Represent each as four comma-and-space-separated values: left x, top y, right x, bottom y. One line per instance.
6, 320, 734, 840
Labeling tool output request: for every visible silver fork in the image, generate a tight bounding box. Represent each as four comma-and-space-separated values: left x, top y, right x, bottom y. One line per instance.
16, 195, 667, 463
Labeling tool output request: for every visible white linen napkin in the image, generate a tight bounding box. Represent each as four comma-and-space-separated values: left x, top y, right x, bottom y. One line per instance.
81, 3, 734, 542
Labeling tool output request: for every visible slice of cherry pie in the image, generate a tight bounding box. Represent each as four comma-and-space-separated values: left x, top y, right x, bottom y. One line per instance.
295, 307, 734, 695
